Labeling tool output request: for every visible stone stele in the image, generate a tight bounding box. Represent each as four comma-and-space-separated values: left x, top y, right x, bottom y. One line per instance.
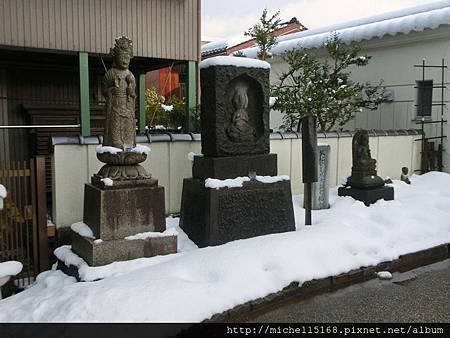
68, 37, 176, 267
180, 57, 295, 247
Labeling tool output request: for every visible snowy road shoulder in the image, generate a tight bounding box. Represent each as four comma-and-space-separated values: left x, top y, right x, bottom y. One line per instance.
0, 172, 449, 322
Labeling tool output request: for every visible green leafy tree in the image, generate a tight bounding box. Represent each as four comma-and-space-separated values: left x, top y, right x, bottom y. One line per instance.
272, 34, 383, 131
245, 8, 281, 60
145, 87, 186, 131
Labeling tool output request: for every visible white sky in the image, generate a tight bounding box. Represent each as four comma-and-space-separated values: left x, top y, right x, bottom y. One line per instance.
202, 0, 438, 42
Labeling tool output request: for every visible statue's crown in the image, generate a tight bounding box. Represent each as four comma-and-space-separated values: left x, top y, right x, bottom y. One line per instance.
111, 36, 133, 56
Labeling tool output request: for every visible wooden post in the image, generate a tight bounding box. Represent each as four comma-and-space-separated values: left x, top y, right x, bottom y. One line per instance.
79, 52, 91, 136
185, 61, 197, 132
35, 156, 49, 272
301, 115, 318, 226
138, 73, 146, 134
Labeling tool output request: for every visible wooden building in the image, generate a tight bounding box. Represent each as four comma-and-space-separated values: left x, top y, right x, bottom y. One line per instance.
0, 0, 200, 282
0, 0, 200, 161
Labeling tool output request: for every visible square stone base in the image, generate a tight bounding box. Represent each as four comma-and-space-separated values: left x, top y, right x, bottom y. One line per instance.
338, 185, 394, 206
180, 178, 295, 247
192, 154, 277, 180
71, 230, 177, 266
84, 183, 166, 241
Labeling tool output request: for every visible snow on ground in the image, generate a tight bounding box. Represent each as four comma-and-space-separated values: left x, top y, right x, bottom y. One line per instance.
0, 172, 449, 322
0, 261, 23, 279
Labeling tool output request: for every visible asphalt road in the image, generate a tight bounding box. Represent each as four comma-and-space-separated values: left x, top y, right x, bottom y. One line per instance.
244, 259, 450, 323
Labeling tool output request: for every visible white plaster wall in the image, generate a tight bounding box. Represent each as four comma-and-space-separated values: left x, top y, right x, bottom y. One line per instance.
52, 135, 418, 229
269, 26, 450, 172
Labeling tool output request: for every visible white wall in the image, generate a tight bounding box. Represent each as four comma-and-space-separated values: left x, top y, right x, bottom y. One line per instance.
52, 134, 419, 229
269, 26, 450, 171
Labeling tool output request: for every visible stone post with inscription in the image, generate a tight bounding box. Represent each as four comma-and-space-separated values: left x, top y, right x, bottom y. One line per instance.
312, 144, 330, 210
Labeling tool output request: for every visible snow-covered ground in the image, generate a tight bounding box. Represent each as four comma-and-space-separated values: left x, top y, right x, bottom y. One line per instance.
0, 172, 449, 322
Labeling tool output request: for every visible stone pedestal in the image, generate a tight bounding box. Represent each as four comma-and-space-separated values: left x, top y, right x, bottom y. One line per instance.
180, 178, 295, 247
71, 231, 176, 266
338, 185, 394, 206
192, 153, 277, 180
83, 183, 166, 240
71, 178, 177, 266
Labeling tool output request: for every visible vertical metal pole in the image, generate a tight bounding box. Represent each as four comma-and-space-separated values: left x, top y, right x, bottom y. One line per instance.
421, 118, 425, 174
79, 52, 91, 136
440, 58, 445, 172
186, 61, 197, 132
139, 73, 146, 134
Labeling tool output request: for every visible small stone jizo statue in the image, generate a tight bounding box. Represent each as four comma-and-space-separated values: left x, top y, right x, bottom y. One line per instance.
346, 129, 384, 189
401, 167, 411, 184
103, 36, 136, 150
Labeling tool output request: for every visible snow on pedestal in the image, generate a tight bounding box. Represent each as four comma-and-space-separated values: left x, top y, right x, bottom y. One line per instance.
204, 175, 290, 189
70, 222, 95, 239
0, 261, 23, 279
95, 145, 123, 155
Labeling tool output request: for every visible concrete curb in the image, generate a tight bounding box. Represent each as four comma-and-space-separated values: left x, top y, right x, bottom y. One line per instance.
206, 243, 450, 322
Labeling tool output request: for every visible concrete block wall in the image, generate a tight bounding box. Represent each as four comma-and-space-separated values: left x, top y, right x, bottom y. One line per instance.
52, 130, 420, 229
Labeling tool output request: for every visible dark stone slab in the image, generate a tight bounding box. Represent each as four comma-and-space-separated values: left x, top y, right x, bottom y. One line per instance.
192, 153, 277, 180
57, 259, 81, 281
71, 230, 177, 266
338, 185, 394, 206
180, 178, 295, 247
83, 183, 166, 241
200, 65, 270, 157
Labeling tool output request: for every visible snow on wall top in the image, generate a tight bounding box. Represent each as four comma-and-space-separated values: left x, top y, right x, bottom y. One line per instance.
199, 56, 271, 70
201, 34, 250, 54
243, 0, 450, 57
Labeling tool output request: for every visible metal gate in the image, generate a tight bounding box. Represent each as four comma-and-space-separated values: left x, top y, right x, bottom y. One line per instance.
0, 156, 48, 287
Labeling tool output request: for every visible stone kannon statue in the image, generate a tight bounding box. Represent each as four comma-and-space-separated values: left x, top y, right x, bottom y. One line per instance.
226, 84, 256, 143
95, 37, 153, 183
103, 36, 136, 150
346, 129, 384, 189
